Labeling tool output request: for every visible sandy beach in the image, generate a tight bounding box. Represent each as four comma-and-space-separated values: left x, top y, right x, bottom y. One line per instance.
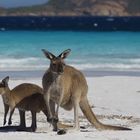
0, 74, 140, 140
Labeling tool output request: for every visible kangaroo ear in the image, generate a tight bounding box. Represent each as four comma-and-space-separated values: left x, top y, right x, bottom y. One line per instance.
42, 49, 56, 60
58, 49, 71, 59
2, 76, 9, 86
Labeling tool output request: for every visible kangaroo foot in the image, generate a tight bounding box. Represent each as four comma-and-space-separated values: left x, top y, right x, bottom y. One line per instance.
30, 127, 36, 132
17, 127, 36, 132
3, 120, 6, 125
8, 120, 12, 125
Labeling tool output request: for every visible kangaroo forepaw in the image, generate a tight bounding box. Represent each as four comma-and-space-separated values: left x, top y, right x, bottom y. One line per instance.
52, 117, 59, 123
47, 117, 59, 123
52, 122, 58, 132
47, 117, 52, 123
47, 116, 59, 131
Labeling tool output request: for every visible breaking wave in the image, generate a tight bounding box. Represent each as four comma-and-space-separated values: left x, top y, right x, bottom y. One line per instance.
1, 57, 140, 71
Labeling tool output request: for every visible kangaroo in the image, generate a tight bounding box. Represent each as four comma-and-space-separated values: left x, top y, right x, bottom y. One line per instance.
0, 76, 72, 132
42, 49, 131, 133
0, 76, 48, 131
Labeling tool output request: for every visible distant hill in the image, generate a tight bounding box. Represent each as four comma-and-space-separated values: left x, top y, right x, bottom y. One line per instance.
0, 7, 6, 15
0, 0, 140, 16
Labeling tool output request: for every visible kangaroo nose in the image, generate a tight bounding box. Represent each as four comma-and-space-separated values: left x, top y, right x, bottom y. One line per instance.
58, 65, 64, 73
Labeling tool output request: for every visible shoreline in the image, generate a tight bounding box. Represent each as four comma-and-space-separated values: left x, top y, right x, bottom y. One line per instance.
1, 69, 140, 79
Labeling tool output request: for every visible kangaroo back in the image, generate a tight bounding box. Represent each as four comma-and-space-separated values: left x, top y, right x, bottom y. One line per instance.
16, 93, 47, 112
12, 83, 43, 104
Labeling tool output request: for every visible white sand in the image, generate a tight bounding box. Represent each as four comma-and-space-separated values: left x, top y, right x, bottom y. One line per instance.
0, 76, 140, 140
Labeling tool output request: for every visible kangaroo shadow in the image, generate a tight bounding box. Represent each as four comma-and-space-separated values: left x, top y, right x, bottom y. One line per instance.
0, 126, 36, 132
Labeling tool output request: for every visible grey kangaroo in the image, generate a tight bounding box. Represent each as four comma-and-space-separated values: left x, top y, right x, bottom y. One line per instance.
42, 49, 131, 133
0, 76, 48, 131
0, 77, 69, 131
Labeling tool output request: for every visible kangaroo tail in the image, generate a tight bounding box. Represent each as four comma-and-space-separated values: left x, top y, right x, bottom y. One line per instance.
79, 97, 131, 131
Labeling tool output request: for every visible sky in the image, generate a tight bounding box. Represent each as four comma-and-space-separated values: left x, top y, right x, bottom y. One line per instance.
0, 0, 48, 8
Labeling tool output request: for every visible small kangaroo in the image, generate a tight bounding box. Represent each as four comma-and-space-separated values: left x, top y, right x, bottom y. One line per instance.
0, 76, 71, 132
0, 76, 48, 131
42, 49, 131, 133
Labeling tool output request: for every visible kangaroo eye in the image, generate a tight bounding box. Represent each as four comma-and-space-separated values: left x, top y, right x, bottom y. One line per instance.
0, 83, 5, 87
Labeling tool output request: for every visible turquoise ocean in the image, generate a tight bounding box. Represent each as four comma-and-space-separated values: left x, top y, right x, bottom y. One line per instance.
0, 31, 140, 77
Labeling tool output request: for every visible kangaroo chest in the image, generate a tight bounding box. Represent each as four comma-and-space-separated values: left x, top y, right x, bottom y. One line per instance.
2, 94, 12, 106
49, 76, 62, 103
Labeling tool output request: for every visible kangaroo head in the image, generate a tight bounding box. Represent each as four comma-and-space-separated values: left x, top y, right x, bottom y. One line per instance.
42, 49, 71, 74
0, 76, 9, 95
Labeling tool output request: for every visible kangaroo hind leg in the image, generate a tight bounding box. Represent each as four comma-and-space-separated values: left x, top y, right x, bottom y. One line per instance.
73, 98, 80, 131
31, 111, 37, 132
8, 107, 15, 125
57, 98, 80, 135
19, 110, 26, 128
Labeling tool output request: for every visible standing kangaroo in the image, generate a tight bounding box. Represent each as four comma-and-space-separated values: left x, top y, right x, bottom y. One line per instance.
0, 76, 48, 131
0, 76, 71, 132
42, 49, 131, 133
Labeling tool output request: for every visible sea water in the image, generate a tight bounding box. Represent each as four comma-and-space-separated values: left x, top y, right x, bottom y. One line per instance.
0, 31, 140, 73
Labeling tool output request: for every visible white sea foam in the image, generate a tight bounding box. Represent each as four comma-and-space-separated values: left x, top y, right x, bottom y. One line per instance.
1, 57, 140, 71
0, 57, 47, 71
71, 63, 140, 71
129, 58, 140, 63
